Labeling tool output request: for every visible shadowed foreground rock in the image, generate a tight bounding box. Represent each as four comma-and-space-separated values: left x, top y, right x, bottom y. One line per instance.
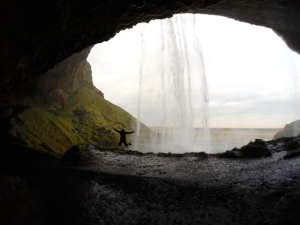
1, 137, 300, 225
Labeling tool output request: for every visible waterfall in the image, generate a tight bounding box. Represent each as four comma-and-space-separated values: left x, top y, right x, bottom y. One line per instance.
133, 14, 211, 153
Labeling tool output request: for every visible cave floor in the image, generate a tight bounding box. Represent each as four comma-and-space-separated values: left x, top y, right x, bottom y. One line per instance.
2, 141, 300, 225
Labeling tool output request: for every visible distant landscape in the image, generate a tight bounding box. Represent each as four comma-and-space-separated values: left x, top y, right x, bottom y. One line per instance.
133, 127, 281, 154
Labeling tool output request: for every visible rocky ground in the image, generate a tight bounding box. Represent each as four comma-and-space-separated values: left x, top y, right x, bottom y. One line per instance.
1, 137, 300, 225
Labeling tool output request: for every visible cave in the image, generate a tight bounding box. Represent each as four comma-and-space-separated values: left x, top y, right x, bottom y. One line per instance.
1, 0, 300, 97
1, 1, 300, 225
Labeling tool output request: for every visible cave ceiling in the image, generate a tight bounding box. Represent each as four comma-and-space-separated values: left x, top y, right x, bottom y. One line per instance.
1, 0, 300, 99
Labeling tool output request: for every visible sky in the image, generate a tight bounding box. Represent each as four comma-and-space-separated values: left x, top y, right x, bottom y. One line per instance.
87, 14, 300, 129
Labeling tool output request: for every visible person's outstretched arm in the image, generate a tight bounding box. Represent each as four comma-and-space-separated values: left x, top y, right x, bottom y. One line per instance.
126, 130, 135, 134
113, 128, 120, 133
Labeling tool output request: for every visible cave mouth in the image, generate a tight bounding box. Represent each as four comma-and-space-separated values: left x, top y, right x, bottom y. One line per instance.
3, 4, 300, 225
88, 14, 300, 154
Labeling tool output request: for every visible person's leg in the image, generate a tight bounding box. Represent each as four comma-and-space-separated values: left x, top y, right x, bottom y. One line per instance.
120, 139, 128, 147
118, 140, 122, 146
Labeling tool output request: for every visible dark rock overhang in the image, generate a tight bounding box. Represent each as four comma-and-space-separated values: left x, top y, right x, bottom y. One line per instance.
1, 0, 300, 99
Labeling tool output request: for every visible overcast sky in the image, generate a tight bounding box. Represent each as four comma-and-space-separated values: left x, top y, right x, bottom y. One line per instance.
87, 14, 300, 129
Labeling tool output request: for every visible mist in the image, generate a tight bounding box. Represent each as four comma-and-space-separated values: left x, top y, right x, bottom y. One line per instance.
88, 14, 300, 130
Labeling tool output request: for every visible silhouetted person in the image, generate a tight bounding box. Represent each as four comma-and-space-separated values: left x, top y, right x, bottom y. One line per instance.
113, 127, 135, 147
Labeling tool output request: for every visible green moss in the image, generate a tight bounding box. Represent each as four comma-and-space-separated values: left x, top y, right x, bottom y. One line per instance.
8, 106, 83, 157
250, 139, 266, 146
4, 85, 151, 158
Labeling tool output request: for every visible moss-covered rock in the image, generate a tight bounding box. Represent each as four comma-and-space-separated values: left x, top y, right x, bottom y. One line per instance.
216, 139, 271, 159
240, 145, 270, 158
1, 85, 151, 158
239, 139, 271, 158
0, 47, 151, 158
216, 148, 240, 158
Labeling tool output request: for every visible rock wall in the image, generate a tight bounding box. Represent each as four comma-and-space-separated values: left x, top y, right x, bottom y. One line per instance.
1, 0, 300, 99
0, 46, 149, 157
3, 46, 101, 109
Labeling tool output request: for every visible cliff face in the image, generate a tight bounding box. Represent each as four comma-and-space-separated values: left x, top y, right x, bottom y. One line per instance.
1, 85, 150, 157
274, 120, 300, 139
3, 46, 100, 109
0, 48, 150, 157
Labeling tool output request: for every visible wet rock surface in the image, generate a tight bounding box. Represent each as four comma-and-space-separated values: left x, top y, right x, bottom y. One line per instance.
1, 138, 300, 225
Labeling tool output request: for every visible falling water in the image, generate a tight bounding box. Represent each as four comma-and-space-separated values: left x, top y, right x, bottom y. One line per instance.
133, 14, 211, 153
